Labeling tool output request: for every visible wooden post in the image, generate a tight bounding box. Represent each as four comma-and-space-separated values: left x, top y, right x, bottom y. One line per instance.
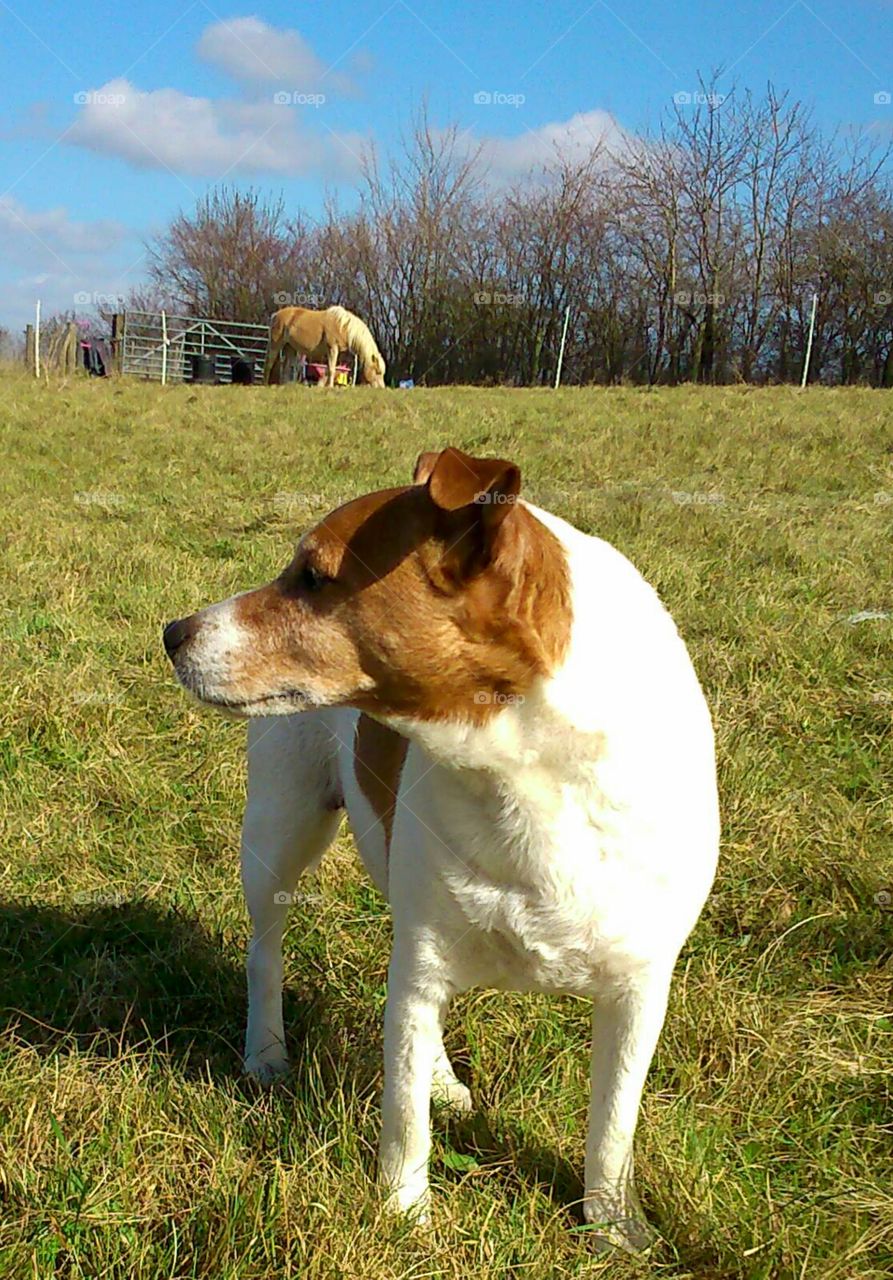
24, 325, 34, 373
111, 313, 124, 374
64, 322, 78, 374
34, 300, 41, 378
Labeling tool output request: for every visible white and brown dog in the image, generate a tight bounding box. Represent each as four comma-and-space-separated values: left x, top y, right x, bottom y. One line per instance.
163, 447, 719, 1250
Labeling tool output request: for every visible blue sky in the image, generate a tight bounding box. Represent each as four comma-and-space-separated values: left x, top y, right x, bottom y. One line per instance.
2, 0, 891, 330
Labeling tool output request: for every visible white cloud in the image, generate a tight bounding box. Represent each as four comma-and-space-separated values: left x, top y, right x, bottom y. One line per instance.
67, 77, 365, 178
0, 198, 146, 330
0, 195, 128, 264
472, 110, 631, 181
197, 17, 354, 94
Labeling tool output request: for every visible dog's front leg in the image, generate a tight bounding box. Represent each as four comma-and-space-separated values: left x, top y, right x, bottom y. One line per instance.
583, 968, 673, 1252
379, 943, 447, 1219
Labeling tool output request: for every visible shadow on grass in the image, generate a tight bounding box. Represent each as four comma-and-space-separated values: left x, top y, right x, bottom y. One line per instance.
439, 1106, 584, 1213
0, 900, 743, 1271
0, 899, 347, 1085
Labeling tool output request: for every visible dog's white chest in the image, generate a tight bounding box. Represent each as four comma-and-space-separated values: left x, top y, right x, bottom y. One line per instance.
389, 750, 699, 997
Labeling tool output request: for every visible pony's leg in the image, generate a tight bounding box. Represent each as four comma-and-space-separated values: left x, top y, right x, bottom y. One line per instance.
263, 334, 284, 384
326, 345, 339, 387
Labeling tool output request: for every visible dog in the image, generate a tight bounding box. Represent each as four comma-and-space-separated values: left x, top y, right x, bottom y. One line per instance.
163, 446, 719, 1250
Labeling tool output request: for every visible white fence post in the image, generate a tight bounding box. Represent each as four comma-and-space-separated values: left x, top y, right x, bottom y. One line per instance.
554, 305, 571, 389
161, 310, 168, 386
801, 292, 818, 388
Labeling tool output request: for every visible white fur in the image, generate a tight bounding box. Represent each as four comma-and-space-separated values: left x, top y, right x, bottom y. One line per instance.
173, 596, 247, 705
238, 504, 719, 1248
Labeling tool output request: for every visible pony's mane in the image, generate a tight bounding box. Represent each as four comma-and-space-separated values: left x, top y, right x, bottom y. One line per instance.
327, 305, 384, 369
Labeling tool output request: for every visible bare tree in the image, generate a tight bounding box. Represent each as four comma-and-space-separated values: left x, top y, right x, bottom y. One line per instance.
146, 187, 308, 323
134, 85, 893, 386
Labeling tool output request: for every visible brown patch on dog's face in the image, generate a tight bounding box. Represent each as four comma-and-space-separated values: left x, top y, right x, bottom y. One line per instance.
165, 448, 572, 723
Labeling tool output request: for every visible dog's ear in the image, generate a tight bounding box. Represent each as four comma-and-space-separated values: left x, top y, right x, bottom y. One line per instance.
413, 451, 441, 484
426, 446, 521, 516
421, 447, 522, 586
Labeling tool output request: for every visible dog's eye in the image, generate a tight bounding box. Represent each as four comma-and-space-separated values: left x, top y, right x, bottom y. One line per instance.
301, 563, 330, 593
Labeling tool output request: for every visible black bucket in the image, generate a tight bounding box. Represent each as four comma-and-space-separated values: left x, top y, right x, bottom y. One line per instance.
230, 357, 254, 385
190, 353, 216, 384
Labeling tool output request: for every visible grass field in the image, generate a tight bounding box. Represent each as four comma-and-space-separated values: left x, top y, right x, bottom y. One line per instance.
0, 372, 890, 1279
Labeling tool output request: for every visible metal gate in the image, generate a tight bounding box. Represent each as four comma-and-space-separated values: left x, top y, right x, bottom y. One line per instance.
120, 311, 270, 384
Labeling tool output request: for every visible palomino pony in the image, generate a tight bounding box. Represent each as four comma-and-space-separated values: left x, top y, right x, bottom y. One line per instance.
263, 305, 387, 387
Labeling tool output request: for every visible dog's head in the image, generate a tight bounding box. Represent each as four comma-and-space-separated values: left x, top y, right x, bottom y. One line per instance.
163, 447, 570, 724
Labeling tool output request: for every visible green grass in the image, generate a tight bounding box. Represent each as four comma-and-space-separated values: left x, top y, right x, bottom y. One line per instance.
0, 371, 891, 1278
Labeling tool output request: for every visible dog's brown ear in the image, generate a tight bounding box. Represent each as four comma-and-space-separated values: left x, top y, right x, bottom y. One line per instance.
426, 446, 521, 516
421, 447, 522, 587
413, 451, 441, 485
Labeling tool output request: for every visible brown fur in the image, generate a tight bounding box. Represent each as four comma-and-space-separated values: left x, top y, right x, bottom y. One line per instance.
353, 715, 409, 859
215, 448, 571, 723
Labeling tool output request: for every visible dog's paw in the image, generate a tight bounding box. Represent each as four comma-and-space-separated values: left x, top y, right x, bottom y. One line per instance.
582, 1191, 655, 1254
381, 1177, 431, 1226
431, 1076, 474, 1115
243, 1049, 290, 1085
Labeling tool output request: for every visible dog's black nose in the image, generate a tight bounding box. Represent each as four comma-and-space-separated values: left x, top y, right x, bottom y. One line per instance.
163, 616, 197, 658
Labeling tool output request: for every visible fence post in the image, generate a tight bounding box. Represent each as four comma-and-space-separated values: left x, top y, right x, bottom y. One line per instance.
34, 300, 41, 378
64, 321, 78, 374
161, 310, 168, 386
554, 305, 571, 389
111, 313, 125, 374
800, 292, 818, 388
